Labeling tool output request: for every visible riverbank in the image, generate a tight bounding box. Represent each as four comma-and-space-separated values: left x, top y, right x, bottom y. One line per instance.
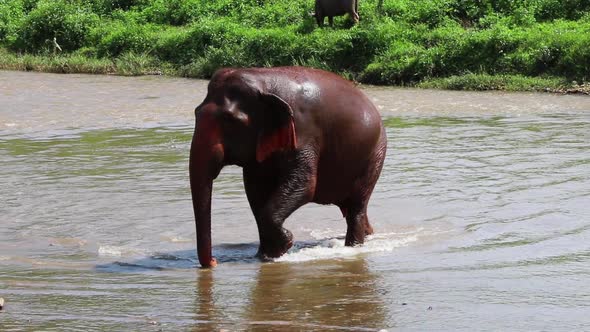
1, 0, 588, 93
2, 49, 588, 95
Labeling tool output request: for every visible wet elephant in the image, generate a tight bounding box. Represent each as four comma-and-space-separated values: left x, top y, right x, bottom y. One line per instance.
190, 66, 386, 268
315, 0, 359, 27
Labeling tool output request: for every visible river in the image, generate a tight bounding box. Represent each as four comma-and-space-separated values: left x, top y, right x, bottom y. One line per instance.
1, 70, 589, 331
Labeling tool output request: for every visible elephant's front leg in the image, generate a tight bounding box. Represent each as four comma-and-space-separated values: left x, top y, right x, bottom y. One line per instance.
244, 151, 317, 260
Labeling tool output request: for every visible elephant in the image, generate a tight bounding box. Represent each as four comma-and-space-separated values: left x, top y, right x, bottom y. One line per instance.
314, 0, 359, 27
190, 66, 386, 268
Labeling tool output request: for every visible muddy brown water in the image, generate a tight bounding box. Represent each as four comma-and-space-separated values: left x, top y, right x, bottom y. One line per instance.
1, 70, 589, 331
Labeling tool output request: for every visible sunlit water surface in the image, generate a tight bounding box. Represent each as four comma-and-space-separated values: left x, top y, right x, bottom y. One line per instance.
1, 71, 589, 331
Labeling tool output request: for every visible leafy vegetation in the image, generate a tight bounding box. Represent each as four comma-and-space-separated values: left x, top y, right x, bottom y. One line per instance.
1, 0, 589, 91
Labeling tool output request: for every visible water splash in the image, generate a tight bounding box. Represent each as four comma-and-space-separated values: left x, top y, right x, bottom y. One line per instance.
277, 233, 419, 263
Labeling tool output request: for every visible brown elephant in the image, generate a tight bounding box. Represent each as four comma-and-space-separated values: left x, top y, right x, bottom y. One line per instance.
315, 0, 359, 27
190, 67, 386, 268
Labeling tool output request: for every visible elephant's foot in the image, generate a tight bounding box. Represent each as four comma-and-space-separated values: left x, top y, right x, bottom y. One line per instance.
345, 213, 369, 246
256, 227, 294, 261
364, 222, 374, 236
364, 215, 374, 236
345, 227, 367, 247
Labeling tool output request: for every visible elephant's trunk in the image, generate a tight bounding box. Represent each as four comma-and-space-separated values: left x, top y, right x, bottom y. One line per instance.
189, 113, 224, 268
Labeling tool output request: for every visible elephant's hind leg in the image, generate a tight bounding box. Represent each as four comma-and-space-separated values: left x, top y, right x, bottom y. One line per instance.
244, 150, 318, 260
316, 13, 325, 27
342, 133, 386, 246
339, 206, 373, 237
341, 199, 375, 246
363, 214, 374, 236
343, 204, 370, 246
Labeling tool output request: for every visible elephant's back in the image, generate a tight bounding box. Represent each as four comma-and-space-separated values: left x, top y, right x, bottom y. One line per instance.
239, 66, 383, 153
312, 71, 382, 150
314, 86, 383, 168
304, 70, 385, 204
315, 0, 352, 14
313, 104, 384, 204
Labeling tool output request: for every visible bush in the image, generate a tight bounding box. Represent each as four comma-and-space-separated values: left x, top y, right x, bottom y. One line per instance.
0, 0, 25, 42
361, 40, 432, 84
12, 0, 99, 52
239, 1, 308, 28
535, 0, 590, 21
141, 0, 203, 25
381, 0, 451, 25
94, 20, 158, 56
90, 0, 150, 15
1, 0, 589, 86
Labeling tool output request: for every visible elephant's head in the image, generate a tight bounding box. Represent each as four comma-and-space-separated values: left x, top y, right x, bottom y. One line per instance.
189, 69, 297, 268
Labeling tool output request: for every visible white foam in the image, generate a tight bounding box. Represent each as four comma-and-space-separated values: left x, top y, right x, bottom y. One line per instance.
160, 235, 192, 243
308, 228, 341, 240
277, 234, 418, 263
98, 245, 147, 257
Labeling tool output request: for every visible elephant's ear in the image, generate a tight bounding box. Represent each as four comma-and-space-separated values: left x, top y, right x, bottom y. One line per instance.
256, 92, 298, 163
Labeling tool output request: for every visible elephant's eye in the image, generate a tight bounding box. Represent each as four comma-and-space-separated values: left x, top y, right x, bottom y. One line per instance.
221, 100, 249, 125
220, 110, 235, 122
220, 109, 249, 126
234, 111, 249, 124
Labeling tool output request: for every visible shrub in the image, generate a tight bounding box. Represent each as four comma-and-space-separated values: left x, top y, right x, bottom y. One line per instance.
153, 18, 243, 65
535, 0, 590, 21
239, 1, 308, 28
12, 0, 99, 52
361, 40, 432, 84
94, 20, 158, 56
89, 0, 150, 15
2, 0, 589, 86
0, 0, 25, 42
141, 0, 203, 25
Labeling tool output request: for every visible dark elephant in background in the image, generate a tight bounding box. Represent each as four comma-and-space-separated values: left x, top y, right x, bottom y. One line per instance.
190, 66, 386, 268
315, 0, 359, 26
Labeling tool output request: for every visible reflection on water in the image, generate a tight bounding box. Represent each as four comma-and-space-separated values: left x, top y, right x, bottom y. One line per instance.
1, 71, 590, 331
191, 259, 386, 331
194, 270, 219, 331
245, 260, 386, 331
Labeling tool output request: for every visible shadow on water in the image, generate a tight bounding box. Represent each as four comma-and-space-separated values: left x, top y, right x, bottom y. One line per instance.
191, 258, 388, 332
94, 245, 258, 273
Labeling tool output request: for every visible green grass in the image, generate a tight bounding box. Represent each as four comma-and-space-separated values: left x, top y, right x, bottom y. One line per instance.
0, 48, 114, 74
0, 48, 168, 75
1, 0, 589, 91
418, 74, 568, 92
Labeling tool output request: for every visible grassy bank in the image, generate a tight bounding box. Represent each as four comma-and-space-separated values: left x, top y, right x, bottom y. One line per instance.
1, 0, 589, 92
